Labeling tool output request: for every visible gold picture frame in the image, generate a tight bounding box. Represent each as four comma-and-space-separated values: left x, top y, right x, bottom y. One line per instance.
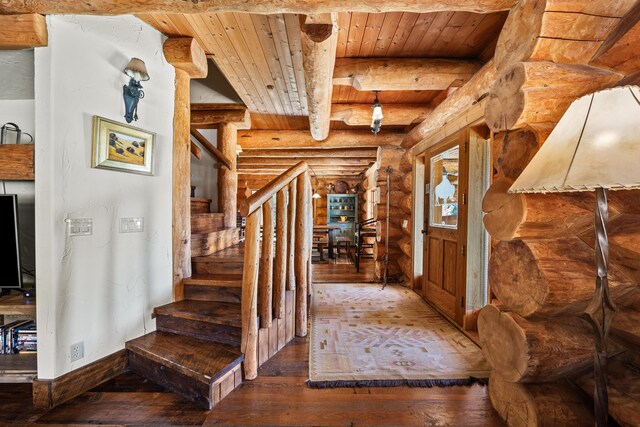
91, 116, 155, 175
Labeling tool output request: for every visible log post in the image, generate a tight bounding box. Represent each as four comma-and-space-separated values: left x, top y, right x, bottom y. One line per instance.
218, 122, 238, 228
286, 180, 297, 291
301, 13, 338, 141
273, 188, 288, 319
164, 37, 207, 300
241, 209, 261, 380
478, 304, 597, 383
259, 197, 274, 329
295, 171, 310, 336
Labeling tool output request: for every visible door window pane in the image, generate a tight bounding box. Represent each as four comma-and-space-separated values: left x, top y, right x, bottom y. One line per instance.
430, 146, 459, 229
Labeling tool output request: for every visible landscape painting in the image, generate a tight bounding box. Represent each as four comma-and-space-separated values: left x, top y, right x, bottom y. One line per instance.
92, 116, 155, 175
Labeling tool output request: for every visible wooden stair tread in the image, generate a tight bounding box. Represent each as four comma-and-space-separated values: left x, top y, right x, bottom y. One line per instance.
192, 241, 245, 261
126, 331, 243, 385
191, 197, 212, 203
155, 300, 241, 328
191, 226, 239, 237
185, 274, 242, 287
191, 212, 226, 234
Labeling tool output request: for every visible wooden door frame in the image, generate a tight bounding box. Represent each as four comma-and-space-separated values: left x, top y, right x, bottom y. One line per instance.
410, 100, 489, 328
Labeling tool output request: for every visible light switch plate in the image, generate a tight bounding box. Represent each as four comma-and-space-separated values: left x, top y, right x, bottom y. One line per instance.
120, 217, 144, 233
66, 218, 92, 237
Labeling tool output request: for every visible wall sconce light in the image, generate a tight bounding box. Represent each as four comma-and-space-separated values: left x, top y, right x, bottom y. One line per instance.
371, 91, 383, 135
123, 58, 150, 123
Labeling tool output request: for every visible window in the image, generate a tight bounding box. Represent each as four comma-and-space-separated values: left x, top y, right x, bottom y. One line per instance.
429, 145, 459, 228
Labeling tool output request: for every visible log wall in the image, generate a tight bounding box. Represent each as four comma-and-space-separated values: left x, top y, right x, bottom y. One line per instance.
476, 1, 640, 425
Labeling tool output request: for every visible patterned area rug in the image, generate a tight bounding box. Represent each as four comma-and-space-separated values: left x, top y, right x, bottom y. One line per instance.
308, 283, 491, 388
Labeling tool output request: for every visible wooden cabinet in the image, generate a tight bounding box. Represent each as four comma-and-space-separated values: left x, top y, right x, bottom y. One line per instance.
327, 194, 357, 243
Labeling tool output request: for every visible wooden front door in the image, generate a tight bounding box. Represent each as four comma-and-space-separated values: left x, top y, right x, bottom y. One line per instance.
422, 131, 469, 326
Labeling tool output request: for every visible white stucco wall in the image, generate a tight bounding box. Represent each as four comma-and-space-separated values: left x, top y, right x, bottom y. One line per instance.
34, 15, 175, 379
190, 128, 219, 211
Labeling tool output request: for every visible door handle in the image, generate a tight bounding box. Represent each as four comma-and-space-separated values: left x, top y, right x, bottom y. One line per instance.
421, 229, 428, 235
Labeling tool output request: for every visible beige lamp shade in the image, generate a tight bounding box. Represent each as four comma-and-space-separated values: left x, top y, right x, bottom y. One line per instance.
124, 58, 150, 81
510, 85, 640, 193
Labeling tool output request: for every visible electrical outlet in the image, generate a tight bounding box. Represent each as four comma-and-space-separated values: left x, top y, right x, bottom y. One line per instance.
70, 341, 84, 362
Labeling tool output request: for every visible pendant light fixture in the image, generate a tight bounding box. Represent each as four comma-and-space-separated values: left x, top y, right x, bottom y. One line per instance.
371, 91, 383, 135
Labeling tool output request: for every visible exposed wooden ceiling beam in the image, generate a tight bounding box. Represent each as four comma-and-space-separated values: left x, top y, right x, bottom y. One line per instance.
0, 14, 47, 48
239, 169, 365, 176
333, 58, 483, 91
163, 37, 207, 79
241, 147, 378, 158
330, 104, 432, 126
239, 157, 375, 166
191, 104, 251, 129
0, 1, 517, 15
237, 130, 403, 148
301, 13, 338, 141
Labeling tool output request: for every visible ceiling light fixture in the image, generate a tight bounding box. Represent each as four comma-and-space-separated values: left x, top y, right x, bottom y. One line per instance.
371, 91, 383, 135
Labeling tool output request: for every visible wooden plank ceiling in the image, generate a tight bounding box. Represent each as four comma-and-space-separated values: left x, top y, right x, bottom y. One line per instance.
139, 11, 507, 130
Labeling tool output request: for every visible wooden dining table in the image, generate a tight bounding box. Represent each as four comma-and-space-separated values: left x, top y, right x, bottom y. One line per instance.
313, 225, 342, 259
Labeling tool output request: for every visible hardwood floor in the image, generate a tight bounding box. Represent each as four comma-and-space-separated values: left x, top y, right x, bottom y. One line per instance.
0, 259, 504, 426
313, 256, 377, 283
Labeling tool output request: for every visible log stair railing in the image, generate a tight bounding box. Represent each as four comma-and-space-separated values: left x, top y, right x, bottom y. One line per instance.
239, 161, 313, 380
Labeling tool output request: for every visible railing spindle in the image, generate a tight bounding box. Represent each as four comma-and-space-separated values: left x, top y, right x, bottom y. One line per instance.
241, 208, 261, 380
274, 188, 288, 319
286, 179, 297, 291
259, 197, 274, 329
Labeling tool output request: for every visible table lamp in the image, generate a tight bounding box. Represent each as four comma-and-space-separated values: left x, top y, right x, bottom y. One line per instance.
509, 85, 640, 426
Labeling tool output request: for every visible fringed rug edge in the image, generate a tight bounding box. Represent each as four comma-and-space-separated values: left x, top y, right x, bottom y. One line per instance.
306, 377, 489, 389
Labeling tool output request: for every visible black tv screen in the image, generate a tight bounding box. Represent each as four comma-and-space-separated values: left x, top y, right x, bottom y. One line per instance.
0, 195, 22, 289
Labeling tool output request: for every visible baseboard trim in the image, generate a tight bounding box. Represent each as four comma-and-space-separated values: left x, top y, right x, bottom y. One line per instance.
32, 349, 128, 410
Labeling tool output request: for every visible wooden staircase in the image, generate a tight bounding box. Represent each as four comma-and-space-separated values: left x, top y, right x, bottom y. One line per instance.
126, 163, 312, 410
126, 198, 245, 409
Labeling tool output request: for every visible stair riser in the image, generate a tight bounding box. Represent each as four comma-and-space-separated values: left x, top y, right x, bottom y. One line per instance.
191, 200, 211, 214
191, 230, 241, 257
191, 214, 225, 234
128, 350, 212, 409
192, 261, 244, 275
184, 284, 241, 304
156, 315, 241, 347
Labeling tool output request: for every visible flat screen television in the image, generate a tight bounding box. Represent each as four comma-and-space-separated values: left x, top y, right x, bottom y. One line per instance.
0, 194, 22, 293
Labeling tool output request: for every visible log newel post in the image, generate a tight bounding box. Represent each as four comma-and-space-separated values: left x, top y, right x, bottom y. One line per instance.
583, 187, 617, 427
295, 171, 311, 337
163, 37, 207, 301
241, 208, 262, 381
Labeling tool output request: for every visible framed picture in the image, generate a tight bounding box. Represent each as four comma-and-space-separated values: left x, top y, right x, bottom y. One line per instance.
91, 116, 155, 175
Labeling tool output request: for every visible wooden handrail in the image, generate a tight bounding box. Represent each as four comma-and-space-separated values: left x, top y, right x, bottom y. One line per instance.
239, 161, 308, 216
190, 128, 233, 170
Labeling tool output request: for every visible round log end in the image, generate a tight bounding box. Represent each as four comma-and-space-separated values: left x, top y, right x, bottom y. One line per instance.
482, 193, 526, 241
482, 177, 518, 213
478, 305, 528, 383
488, 240, 546, 316
485, 64, 526, 133
494, 0, 543, 71
498, 128, 541, 180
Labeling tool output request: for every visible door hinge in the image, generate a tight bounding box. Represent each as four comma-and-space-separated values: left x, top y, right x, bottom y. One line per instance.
460, 296, 465, 308
461, 245, 466, 256
425, 183, 430, 194
462, 193, 467, 205
464, 141, 468, 153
